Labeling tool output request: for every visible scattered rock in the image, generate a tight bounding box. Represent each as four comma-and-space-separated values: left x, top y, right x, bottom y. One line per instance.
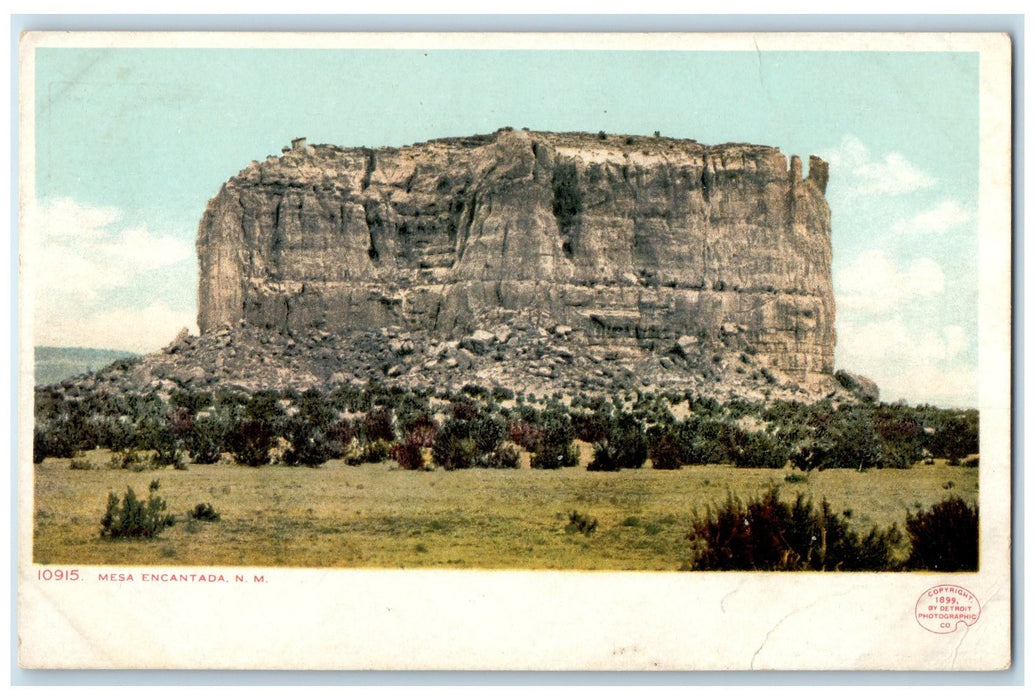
834, 370, 880, 403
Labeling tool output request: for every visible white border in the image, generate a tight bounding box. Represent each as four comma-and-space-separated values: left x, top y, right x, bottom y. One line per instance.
14, 31, 1014, 671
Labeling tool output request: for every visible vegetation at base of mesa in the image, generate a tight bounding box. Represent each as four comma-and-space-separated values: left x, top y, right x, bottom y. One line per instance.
528, 406, 578, 470
100, 480, 175, 539
34, 383, 978, 472
430, 399, 519, 470
588, 411, 648, 471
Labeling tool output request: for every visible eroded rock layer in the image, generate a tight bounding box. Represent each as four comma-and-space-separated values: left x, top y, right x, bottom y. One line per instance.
198, 129, 836, 392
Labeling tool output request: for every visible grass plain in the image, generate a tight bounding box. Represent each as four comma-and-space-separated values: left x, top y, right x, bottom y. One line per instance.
32, 447, 978, 570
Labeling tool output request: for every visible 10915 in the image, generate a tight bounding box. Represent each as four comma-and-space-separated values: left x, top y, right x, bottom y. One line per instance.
36, 568, 79, 581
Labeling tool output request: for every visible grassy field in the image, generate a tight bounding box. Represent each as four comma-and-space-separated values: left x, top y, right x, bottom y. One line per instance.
33, 448, 978, 570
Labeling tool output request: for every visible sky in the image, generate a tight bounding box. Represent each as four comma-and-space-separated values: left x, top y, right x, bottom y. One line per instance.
27, 45, 981, 407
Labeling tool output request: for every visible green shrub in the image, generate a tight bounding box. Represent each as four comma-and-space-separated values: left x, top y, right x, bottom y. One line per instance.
491, 386, 515, 402
349, 438, 393, 465
108, 449, 147, 471
431, 420, 477, 470
530, 408, 577, 469
188, 502, 221, 522
566, 510, 598, 535
904, 497, 978, 571
187, 415, 228, 464
648, 429, 682, 470
588, 412, 647, 471
470, 414, 506, 456
687, 485, 901, 571
283, 417, 336, 466
229, 419, 273, 467
100, 480, 175, 539
69, 454, 92, 470
483, 443, 520, 469
733, 432, 789, 470
33, 425, 77, 463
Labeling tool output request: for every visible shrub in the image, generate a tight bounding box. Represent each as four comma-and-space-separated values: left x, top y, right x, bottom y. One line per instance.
491, 386, 515, 402
508, 421, 542, 450
362, 406, 395, 443
245, 390, 283, 423
188, 415, 228, 464
33, 425, 77, 463
140, 419, 184, 468
648, 430, 683, 470
571, 410, 611, 444
188, 502, 221, 522
69, 454, 92, 470
566, 510, 598, 535
390, 440, 426, 471
449, 398, 479, 422
935, 413, 979, 465
402, 414, 438, 448
100, 481, 175, 539
483, 443, 520, 470
587, 412, 647, 471
283, 417, 336, 466
904, 497, 978, 571
784, 471, 808, 484
470, 414, 506, 456
530, 408, 578, 469
108, 449, 146, 471
687, 485, 901, 571
170, 389, 212, 415
461, 383, 490, 400
229, 419, 274, 467
733, 432, 789, 470
351, 438, 393, 465
587, 441, 622, 471
431, 419, 476, 470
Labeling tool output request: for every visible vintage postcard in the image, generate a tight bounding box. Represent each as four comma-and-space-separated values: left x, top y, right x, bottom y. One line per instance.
16, 31, 1012, 670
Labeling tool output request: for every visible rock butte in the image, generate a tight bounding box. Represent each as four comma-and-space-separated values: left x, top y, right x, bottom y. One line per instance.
59, 129, 869, 402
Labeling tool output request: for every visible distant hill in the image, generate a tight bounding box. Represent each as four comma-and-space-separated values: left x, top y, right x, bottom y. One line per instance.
34, 347, 139, 387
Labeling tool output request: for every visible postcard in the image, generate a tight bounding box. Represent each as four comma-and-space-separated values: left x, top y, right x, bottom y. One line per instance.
17, 31, 1012, 670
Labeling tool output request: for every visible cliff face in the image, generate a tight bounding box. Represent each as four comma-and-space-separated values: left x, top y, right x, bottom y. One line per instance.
198, 129, 835, 388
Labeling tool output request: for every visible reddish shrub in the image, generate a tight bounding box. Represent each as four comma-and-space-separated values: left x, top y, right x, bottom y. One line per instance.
508, 421, 542, 450
390, 440, 425, 471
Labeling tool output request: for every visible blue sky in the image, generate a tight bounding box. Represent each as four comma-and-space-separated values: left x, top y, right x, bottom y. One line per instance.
28, 46, 980, 407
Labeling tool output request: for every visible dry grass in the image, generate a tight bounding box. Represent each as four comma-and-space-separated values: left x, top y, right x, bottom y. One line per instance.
33, 449, 978, 570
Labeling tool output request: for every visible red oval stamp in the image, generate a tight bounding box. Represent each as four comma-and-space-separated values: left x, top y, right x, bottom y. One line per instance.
915, 584, 981, 633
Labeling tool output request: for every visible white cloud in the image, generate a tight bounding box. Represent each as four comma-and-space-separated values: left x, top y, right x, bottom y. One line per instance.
27, 197, 192, 299
25, 197, 197, 352
32, 301, 196, 355
835, 249, 944, 314
893, 199, 973, 235
836, 318, 976, 407
826, 135, 935, 196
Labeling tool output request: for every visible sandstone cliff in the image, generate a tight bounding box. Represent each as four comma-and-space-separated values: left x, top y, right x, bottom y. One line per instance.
196, 129, 836, 395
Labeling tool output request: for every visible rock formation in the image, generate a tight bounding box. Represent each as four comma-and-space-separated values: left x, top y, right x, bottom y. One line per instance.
196, 128, 836, 393
47, 128, 855, 402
